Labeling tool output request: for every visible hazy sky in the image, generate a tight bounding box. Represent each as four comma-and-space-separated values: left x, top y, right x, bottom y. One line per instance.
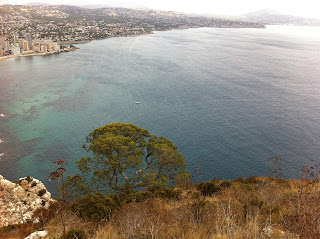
1, 0, 320, 18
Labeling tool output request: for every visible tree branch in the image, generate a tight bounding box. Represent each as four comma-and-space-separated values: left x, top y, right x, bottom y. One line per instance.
135, 153, 153, 176
120, 171, 129, 182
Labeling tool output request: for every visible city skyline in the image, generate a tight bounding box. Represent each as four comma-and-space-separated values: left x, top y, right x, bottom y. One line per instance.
0, 0, 319, 19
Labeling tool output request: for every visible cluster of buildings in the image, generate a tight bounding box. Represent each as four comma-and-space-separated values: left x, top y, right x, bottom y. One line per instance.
0, 5, 267, 58
0, 35, 10, 56
0, 33, 61, 57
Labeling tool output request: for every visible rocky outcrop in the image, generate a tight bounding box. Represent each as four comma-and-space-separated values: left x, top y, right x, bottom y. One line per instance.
24, 230, 48, 239
0, 175, 53, 227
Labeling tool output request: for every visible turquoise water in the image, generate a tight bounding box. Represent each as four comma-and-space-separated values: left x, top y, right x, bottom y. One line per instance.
0, 26, 320, 191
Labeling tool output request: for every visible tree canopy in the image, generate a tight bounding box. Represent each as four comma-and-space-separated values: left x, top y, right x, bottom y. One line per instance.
76, 123, 189, 194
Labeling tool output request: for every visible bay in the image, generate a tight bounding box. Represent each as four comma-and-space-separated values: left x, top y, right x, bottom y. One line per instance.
0, 25, 319, 191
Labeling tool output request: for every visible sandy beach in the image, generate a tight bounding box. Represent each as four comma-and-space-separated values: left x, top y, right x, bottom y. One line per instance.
0, 55, 18, 62
0, 48, 78, 63
0, 53, 52, 63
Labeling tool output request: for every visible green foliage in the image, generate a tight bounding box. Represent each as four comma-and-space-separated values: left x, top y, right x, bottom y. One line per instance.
190, 191, 201, 200
197, 182, 220, 196
191, 199, 206, 210
119, 186, 182, 203
191, 199, 207, 224
64, 229, 87, 239
239, 183, 254, 191
68, 193, 120, 222
244, 176, 262, 184
119, 189, 137, 203
233, 177, 245, 183
64, 175, 86, 201
135, 191, 155, 202
147, 185, 182, 200
220, 181, 232, 188
233, 176, 261, 185
77, 123, 188, 194
211, 177, 220, 184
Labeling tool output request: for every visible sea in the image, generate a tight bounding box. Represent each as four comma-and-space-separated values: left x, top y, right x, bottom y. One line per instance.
0, 25, 319, 192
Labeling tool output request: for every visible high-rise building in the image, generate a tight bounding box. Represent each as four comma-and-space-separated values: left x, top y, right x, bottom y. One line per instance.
33, 42, 41, 52
25, 33, 32, 50
53, 42, 60, 52
11, 45, 21, 55
40, 45, 47, 53
0, 35, 9, 56
19, 40, 30, 52
0, 35, 7, 49
12, 34, 18, 45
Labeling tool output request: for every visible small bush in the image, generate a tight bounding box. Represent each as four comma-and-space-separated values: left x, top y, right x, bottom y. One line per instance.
154, 187, 182, 200
197, 182, 220, 196
33, 202, 60, 226
68, 193, 120, 222
244, 176, 261, 184
0, 224, 18, 233
119, 186, 182, 203
26, 176, 33, 182
0, 223, 36, 239
211, 177, 220, 183
220, 181, 232, 188
249, 199, 264, 208
38, 189, 47, 197
239, 183, 254, 191
233, 177, 245, 183
119, 189, 136, 203
191, 200, 207, 224
234, 176, 261, 184
191, 191, 201, 200
65, 229, 87, 239
147, 185, 182, 200
135, 191, 154, 202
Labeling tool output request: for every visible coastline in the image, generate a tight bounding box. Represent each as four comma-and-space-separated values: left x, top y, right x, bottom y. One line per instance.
0, 47, 78, 63
58, 40, 91, 45
0, 55, 18, 62
0, 25, 266, 63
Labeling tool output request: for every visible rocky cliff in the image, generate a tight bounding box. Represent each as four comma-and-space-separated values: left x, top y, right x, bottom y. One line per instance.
0, 175, 53, 227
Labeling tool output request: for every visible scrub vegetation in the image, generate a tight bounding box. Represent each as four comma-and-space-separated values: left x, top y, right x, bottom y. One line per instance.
2, 175, 320, 239
0, 124, 319, 239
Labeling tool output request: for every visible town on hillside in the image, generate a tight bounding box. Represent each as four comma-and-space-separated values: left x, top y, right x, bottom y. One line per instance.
0, 5, 265, 57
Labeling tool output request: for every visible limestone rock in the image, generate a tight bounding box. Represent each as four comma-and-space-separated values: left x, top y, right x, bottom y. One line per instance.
24, 230, 48, 239
0, 175, 54, 227
263, 226, 285, 238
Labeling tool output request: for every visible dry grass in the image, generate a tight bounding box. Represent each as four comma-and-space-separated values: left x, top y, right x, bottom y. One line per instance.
45, 211, 97, 239
1, 176, 319, 239
91, 177, 317, 239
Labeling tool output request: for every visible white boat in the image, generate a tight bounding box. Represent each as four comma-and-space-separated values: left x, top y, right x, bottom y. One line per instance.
0, 153, 4, 157
136, 102, 140, 104
0, 113, 6, 117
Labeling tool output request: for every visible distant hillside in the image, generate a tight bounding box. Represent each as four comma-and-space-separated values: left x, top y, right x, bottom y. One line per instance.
242, 8, 320, 25
24, 1, 147, 9
25, 2, 51, 6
